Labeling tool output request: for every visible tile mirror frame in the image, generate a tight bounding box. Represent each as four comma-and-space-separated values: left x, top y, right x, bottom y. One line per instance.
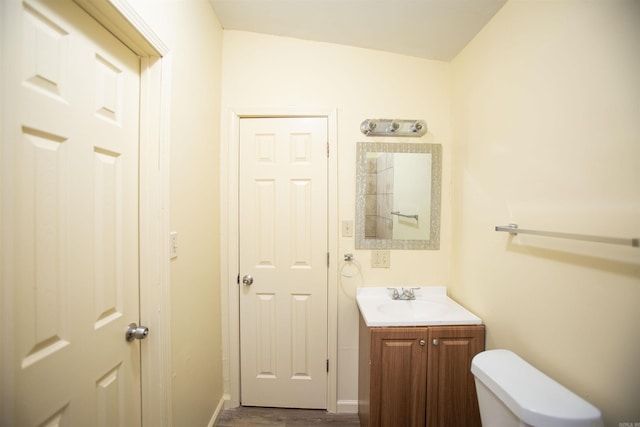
355, 142, 442, 250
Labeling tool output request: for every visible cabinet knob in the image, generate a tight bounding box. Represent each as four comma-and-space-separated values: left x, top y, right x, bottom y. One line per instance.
419, 339, 426, 346
432, 339, 439, 346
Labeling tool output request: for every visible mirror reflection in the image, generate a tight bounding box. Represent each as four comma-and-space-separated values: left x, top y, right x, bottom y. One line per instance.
355, 142, 441, 250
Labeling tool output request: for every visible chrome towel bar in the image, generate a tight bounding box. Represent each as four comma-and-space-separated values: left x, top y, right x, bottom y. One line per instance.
495, 224, 639, 248
391, 211, 419, 220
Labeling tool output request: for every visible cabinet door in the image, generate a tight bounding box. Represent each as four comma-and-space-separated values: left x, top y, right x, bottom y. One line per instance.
370, 328, 428, 427
426, 326, 485, 427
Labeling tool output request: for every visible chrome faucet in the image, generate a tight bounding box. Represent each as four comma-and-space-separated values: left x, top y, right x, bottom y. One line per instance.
387, 287, 419, 300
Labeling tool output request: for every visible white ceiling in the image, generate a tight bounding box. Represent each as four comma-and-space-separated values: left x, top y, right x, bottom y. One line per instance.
209, 0, 507, 61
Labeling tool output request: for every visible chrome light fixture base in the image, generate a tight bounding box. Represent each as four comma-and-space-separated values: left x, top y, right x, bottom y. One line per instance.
360, 118, 427, 137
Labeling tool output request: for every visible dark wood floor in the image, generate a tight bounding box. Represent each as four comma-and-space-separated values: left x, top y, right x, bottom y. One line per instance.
217, 407, 361, 426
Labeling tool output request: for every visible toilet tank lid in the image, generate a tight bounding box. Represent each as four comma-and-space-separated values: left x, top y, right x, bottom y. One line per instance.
471, 350, 603, 427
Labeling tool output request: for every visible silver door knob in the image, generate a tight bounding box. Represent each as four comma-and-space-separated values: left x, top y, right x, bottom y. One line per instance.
126, 323, 149, 342
242, 274, 254, 286
432, 339, 439, 346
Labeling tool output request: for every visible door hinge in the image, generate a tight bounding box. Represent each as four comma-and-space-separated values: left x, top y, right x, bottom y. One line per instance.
326, 142, 329, 157
326, 358, 329, 372
327, 252, 330, 268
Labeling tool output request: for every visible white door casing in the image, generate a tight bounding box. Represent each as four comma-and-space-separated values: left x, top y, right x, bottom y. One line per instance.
239, 117, 329, 408
0, 0, 170, 425
221, 110, 338, 413
69, 1, 174, 425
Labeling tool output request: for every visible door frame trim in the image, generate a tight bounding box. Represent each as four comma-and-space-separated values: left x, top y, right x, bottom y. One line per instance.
222, 109, 338, 412
71, 1, 173, 425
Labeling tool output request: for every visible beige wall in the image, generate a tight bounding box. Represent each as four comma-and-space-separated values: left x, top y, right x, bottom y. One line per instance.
128, 0, 639, 424
128, 1, 224, 425
220, 31, 453, 410
451, 1, 640, 425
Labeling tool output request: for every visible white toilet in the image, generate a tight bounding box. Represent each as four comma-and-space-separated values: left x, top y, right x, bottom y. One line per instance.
471, 349, 604, 427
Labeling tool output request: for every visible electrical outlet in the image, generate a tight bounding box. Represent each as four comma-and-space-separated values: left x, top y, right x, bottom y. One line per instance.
342, 220, 353, 237
371, 250, 390, 268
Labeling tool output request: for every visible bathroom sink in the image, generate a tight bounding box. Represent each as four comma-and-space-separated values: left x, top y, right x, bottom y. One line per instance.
376, 300, 448, 318
357, 286, 481, 327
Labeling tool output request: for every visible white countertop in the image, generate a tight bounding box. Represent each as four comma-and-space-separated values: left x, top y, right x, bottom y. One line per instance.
356, 286, 482, 327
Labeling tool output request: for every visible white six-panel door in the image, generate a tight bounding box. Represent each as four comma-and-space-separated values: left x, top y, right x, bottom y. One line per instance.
2, 0, 142, 425
239, 117, 328, 408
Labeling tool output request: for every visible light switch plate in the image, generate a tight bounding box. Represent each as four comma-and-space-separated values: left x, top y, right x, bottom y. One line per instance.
169, 231, 178, 259
342, 220, 353, 237
371, 250, 390, 268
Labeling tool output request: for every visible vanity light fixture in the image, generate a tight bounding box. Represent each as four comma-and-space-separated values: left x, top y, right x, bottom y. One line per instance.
360, 118, 427, 137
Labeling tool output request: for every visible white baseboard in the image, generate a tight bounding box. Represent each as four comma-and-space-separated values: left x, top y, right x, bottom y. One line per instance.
222, 393, 238, 410
207, 396, 226, 427
336, 399, 358, 414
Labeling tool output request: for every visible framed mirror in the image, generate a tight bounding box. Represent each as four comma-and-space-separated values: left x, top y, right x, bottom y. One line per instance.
355, 142, 442, 250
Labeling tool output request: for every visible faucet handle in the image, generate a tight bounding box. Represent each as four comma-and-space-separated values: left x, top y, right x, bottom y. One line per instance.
387, 288, 400, 299
405, 287, 420, 299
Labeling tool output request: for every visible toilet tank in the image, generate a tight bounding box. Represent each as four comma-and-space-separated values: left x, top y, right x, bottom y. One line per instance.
471, 350, 603, 427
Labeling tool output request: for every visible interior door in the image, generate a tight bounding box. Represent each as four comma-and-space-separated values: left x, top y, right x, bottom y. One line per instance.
2, 0, 143, 425
239, 117, 329, 408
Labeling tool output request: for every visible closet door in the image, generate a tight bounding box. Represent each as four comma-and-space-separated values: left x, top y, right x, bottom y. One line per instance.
238, 117, 328, 408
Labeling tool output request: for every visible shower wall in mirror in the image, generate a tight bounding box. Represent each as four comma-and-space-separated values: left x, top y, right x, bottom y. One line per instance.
355, 142, 442, 250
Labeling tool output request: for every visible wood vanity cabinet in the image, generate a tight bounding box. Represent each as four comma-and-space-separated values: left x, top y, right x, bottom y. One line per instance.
358, 316, 485, 427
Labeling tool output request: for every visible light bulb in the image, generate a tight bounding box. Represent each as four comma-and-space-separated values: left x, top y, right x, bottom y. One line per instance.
360, 119, 378, 135
386, 119, 400, 132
